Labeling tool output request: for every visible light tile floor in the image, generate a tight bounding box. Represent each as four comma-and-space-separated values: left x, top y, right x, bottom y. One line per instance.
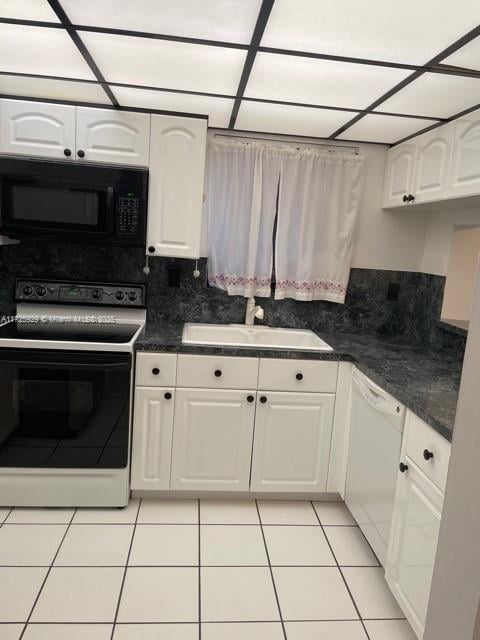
0, 499, 416, 640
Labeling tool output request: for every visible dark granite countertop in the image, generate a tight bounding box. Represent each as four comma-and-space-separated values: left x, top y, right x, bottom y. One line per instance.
138, 324, 462, 442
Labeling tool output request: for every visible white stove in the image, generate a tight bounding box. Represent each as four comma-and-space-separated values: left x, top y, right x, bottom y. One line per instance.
0, 279, 146, 508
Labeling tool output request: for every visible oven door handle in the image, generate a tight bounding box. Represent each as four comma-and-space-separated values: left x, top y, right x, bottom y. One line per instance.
0, 358, 130, 371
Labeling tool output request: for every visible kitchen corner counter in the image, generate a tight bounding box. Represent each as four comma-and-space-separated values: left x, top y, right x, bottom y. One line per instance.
136, 325, 463, 442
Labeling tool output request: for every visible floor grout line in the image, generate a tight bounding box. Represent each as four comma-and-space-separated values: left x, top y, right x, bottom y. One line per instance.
109, 498, 141, 640
18, 507, 77, 640
310, 501, 371, 640
198, 498, 201, 640
255, 500, 288, 640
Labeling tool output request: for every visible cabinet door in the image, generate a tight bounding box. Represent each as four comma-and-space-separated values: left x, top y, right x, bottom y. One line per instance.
386, 459, 443, 638
250, 392, 335, 492
170, 388, 255, 491
448, 109, 480, 198
383, 143, 416, 207
413, 126, 453, 203
130, 387, 174, 491
147, 115, 207, 258
75, 107, 150, 166
0, 99, 75, 159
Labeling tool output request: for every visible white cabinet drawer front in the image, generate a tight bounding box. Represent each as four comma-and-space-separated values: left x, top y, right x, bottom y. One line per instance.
258, 358, 338, 392
170, 388, 256, 491
131, 387, 175, 491
136, 352, 177, 387
251, 392, 335, 492
176, 354, 259, 389
404, 411, 451, 492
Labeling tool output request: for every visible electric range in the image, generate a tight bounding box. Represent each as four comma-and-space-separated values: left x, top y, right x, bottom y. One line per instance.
0, 278, 146, 507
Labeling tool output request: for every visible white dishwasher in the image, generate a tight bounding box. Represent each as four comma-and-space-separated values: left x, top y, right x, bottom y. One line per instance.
345, 368, 406, 566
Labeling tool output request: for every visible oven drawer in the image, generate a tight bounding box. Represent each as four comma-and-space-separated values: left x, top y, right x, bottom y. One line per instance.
136, 352, 177, 387
176, 354, 259, 389
258, 358, 338, 392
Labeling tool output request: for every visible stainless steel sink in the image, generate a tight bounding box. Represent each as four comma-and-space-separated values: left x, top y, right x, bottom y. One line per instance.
182, 323, 333, 352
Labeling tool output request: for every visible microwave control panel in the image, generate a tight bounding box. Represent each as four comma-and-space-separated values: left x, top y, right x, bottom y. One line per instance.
117, 186, 141, 234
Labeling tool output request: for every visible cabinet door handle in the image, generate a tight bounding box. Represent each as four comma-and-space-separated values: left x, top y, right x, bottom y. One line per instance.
247, 395, 254, 403
423, 449, 434, 461
77, 149, 85, 158
214, 369, 222, 377
399, 462, 408, 473
402, 194, 408, 202
63, 148, 72, 157
148, 246, 156, 254
260, 396, 267, 404
296, 372, 303, 381
164, 392, 172, 400
152, 368, 160, 375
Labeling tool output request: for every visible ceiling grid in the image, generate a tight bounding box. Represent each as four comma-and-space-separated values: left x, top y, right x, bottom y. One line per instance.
0, 0, 478, 144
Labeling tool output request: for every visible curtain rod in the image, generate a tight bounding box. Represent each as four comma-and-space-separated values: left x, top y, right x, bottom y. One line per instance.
213, 133, 360, 155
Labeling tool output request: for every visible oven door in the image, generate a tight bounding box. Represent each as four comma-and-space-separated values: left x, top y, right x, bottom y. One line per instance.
0, 175, 114, 242
0, 349, 131, 469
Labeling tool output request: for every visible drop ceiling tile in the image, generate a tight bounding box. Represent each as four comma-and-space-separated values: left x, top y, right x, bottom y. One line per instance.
0, 24, 95, 80
246, 53, 411, 110
377, 73, 480, 118
0, 75, 110, 103
0, 0, 59, 21
442, 36, 480, 71
336, 114, 438, 144
62, 0, 261, 44
261, 0, 480, 65
113, 87, 233, 127
235, 101, 356, 138
81, 32, 246, 95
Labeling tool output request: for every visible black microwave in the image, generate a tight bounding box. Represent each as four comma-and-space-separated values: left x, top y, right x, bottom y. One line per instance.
0, 157, 148, 246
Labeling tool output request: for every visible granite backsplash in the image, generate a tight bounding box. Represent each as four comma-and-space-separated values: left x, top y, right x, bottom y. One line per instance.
0, 239, 466, 356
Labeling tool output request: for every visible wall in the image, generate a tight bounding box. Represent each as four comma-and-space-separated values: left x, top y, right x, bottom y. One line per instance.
441, 227, 480, 322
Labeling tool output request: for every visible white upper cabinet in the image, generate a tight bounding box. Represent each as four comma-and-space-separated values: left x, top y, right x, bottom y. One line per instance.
147, 114, 207, 259
382, 143, 417, 207
75, 107, 150, 166
447, 108, 480, 198
413, 125, 453, 203
0, 99, 76, 159
250, 391, 335, 492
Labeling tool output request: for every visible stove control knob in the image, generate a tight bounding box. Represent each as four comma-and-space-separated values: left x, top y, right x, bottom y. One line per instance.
36, 285, 46, 297
128, 292, 137, 302
22, 284, 34, 296
91, 289, 102, 300
115, 290, 125, 301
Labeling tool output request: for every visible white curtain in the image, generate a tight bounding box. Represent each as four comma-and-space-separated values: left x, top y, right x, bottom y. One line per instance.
206, 138, 280, 297
274, 148, 364, 303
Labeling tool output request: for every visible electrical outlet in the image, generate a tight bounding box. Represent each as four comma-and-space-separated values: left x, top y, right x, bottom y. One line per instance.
387, 282, 400, 301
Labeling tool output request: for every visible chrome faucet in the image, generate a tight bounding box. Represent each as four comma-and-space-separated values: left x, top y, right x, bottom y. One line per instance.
245, 297, 264, 326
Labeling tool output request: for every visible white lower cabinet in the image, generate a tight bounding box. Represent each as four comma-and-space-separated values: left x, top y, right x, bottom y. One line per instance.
386, 459, 443, 639
170, 388, 256, 491
250, 392, 335, 492
130, 387, 175, 491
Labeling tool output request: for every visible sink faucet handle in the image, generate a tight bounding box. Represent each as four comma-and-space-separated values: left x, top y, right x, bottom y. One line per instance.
255, 306, 264, 321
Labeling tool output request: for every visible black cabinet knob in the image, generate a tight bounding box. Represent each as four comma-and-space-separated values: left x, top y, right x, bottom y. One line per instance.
214, 369, 222, 377
407, 193, 415, 202
152, 368, 160, 375
399, 462, 409, 473
77, 149, 85, 158
164, 392, 172, 400
423, 449, 434, 461
296, 373, 303, 381
260, 396, 267, 404
148, 246, 156, 253
64, 148, 72, 157
247, 395, 254, 403
402, 194, 408, 202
